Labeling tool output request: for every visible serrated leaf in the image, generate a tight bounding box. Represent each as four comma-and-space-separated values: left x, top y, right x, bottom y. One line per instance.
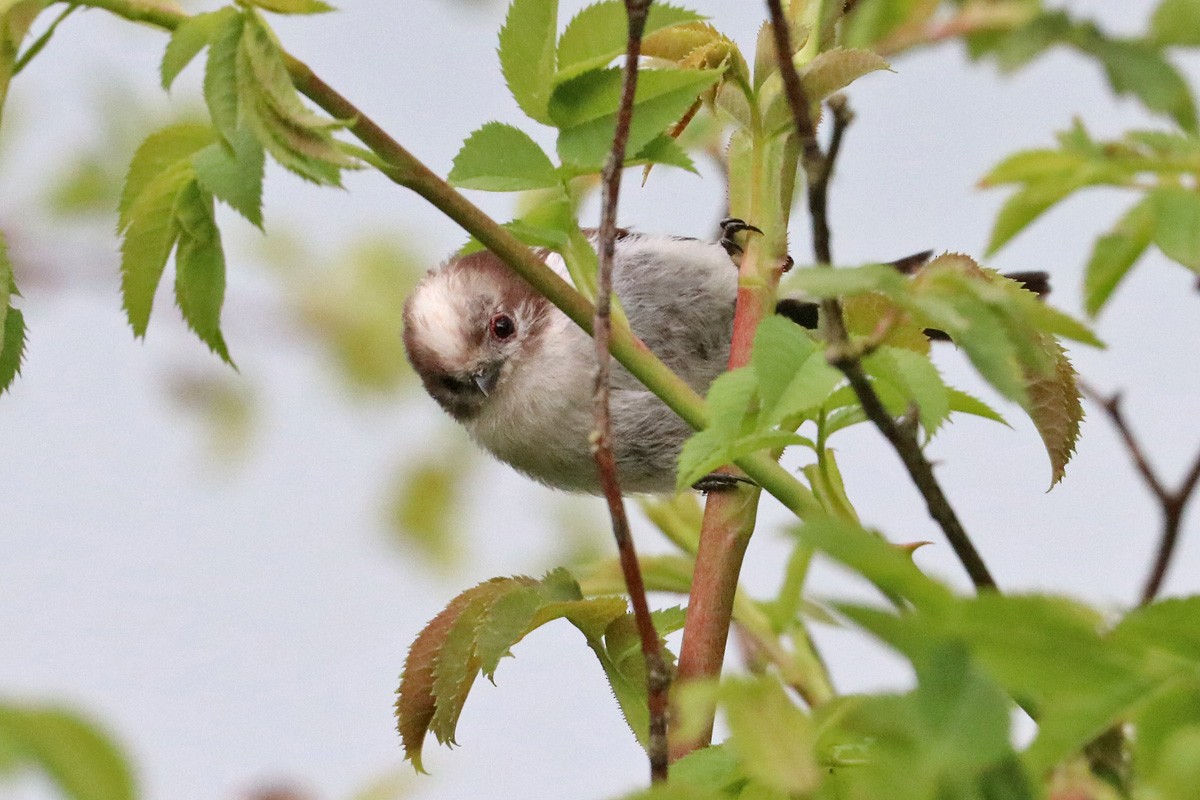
550, 67, 721, 169
237, 12, 352, 185
118, 123, 215, 230
801, 46, 889, 103
498, 0, 558, 124
0, 304, 24, 395
173, 182, 234, 365
1150, 185, 1200, 272
474, 587, 543, 680
449, 122, 558, 191
193, 126, 265, 228
557, 1, 705, 82
1084, 196, 1154, 316
1025, 350, 1088, 488
204, 12, 244, 142
722, 677, 819, 794
161, 8, 235, 90
428, 594, 491, 745
1152, 0, 1200, 46
0, 227, 11, 351
396, 576, 530, 770
119, 163, 192, 336
0, 704, 135, 800
246, 0, 334, 13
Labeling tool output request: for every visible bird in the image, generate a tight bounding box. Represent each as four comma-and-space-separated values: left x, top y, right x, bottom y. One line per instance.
401, 222, 1048, 495
403, 227, 737, 494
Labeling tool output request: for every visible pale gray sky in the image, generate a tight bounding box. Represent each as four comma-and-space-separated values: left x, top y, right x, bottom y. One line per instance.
1, 2, 1197, 799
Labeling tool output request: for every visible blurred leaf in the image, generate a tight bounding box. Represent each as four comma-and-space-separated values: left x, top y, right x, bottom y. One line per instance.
247, 0, 335, 13
946, 388, 1007, 426
498, 0, 558, 124
449, 122, 559, 191
0, 704, 135, 800
166, 370, 256, 461
1084, 196, 1154, 316
1150, 185, 1200, 272
0, 0, 47, 128
1151, 0, 1200, 46
1089, 37, 1197, 132
795, 516, 953, 611
722, 677, 818, 794
862, 346, 949, 438
387, 444, 465, 567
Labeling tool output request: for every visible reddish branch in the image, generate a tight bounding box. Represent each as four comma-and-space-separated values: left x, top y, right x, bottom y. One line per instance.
765, 0, 998, 592
1081, 383, 1200, 605
592, 0, 670, 783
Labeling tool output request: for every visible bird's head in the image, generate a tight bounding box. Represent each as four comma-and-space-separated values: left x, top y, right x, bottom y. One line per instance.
403, 251, 551, 422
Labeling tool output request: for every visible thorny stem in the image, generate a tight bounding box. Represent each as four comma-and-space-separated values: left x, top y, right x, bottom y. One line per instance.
592, 0, 669, 783
1081, 382, 1200, 605
765, 0, 998, 592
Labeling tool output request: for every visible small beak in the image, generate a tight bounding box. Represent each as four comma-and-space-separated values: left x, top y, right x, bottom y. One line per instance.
472, 362, 503, 397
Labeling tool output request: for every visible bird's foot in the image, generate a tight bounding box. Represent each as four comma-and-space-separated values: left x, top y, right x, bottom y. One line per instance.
692, 472, 758, 494
718, 217, 763, 260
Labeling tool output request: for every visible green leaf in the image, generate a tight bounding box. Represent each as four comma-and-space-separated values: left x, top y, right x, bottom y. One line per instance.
1151, 185, 1200, 272
784, 263, 906, 298
863, 347, 950, 438
978, 148, 1087, 187
1152, 0, 1200, 46
173, 182, 234, 365
947, 388, 1008, 426
0, 304, 24, 395
1094, 39, 1197, 132
1084, 197, 1154, 316
161, 8, 236, 90
985, 178, 1080, 255
550, 67, 721, 169
245, 0, 335, 13
204, 11, 244, 142
119, 163, 192, 337
0, 226, 11, 351
801, 46, 889, 103
498, 0, 559, 125
118, 123, 215, 230
633, 134, 697, 173
237, 12, 353, 185
193, 125, 266, 228
556, 1, 704, 81
0, 704, 135, 800
449, 122, 559, 191
722, 677, 819, 794
795, 516, 953, 611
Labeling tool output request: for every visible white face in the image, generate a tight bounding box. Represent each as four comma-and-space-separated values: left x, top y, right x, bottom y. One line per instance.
402, 253, 548, 422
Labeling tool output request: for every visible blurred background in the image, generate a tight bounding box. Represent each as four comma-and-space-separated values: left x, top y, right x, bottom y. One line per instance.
1, 1, 1198, 798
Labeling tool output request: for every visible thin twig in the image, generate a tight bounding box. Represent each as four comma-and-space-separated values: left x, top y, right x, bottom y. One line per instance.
1080, 381, 1200, 605
592, 0, 669, 783
764, 0, 998, 592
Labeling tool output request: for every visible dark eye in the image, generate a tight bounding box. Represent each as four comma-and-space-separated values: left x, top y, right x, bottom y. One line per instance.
489, 313, 516, 341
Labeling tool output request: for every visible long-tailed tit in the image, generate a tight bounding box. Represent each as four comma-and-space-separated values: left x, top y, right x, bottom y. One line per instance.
402, 223, 1047, 494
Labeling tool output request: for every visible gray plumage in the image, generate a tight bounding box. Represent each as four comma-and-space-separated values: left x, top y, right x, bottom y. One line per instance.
403, 232, 736, 494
